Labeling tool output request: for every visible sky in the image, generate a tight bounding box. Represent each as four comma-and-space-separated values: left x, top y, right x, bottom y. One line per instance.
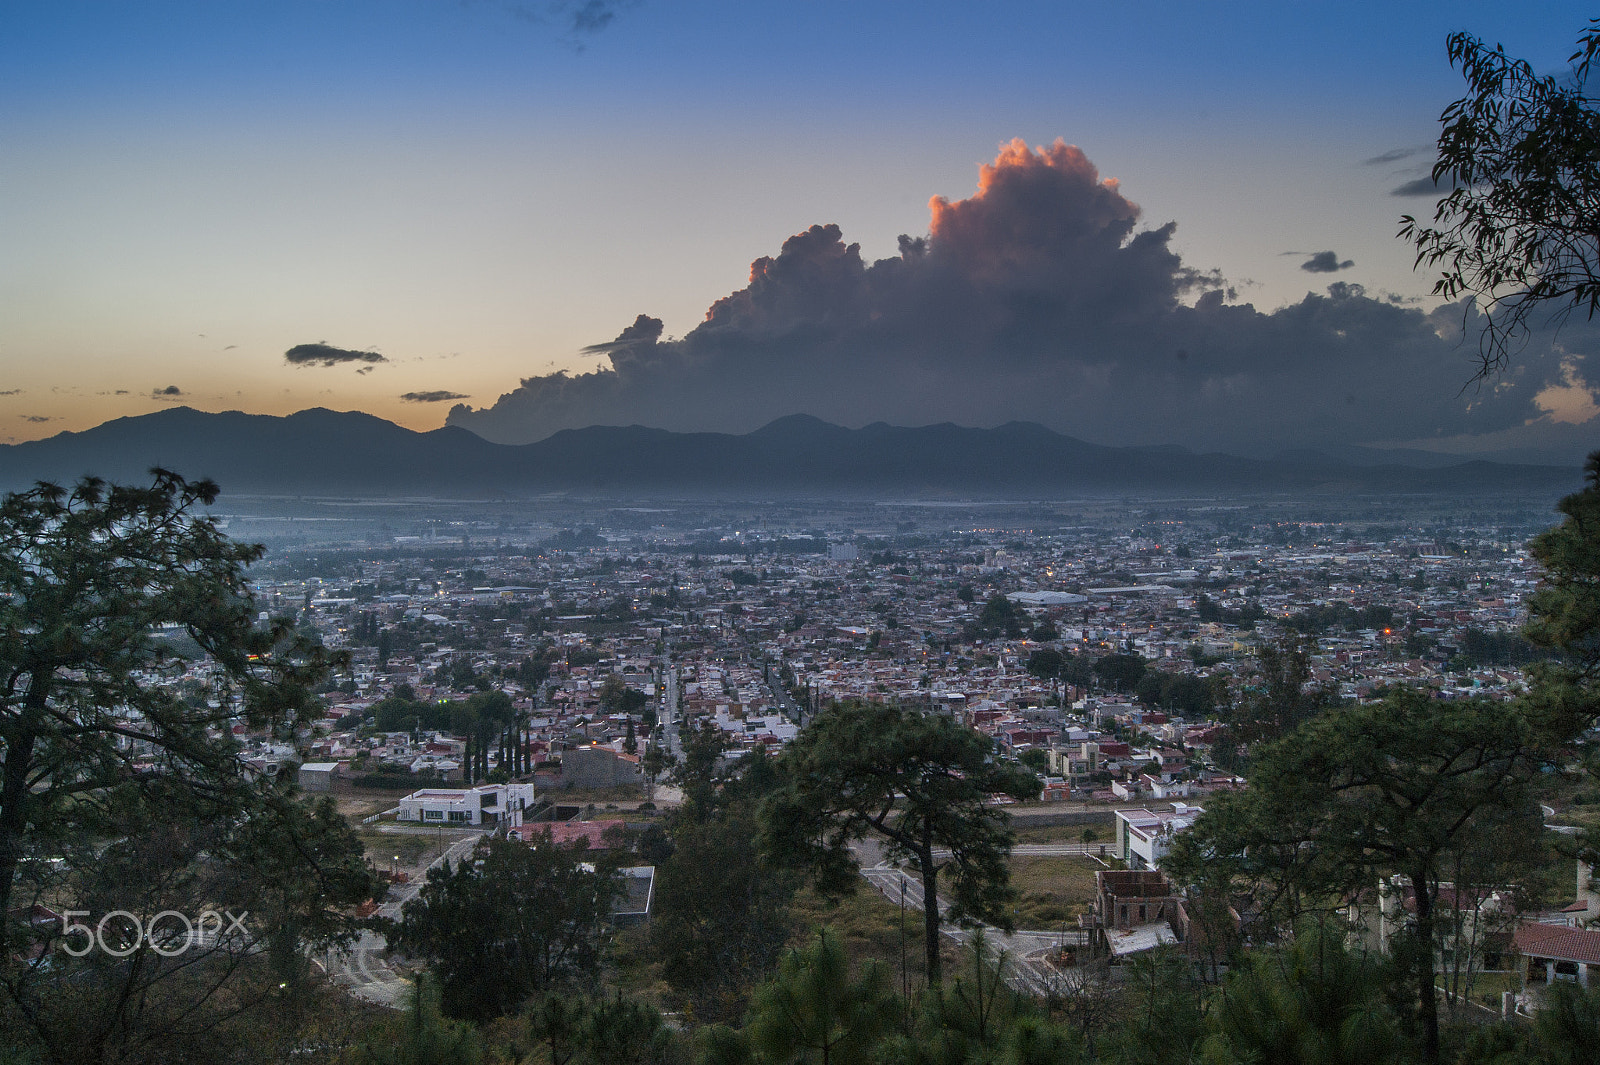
5, 1, 1600, 461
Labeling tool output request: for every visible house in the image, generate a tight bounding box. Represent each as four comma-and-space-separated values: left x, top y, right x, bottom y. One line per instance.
1513, 922, 1600, 988
1096, 869, 1180, 931
1114, 803, 1204, 870
1509, 861, 1600, 997
398, 782, 537, 827
1352, 874, 1518, 979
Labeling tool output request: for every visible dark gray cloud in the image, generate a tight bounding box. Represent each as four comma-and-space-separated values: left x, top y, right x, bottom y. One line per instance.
0, 389, 20, 396
565, 0, 633, 34
483, 0, 636, 36
1363, 147, 1427, 165
447, 138, 1595, 455
22, 415, 52, 423
1300, 251, 1354, 273
285, 342, 387, 367
153, 385, 183, 397
401, 390, 471, 403
580, 314, 664, 355
1392, 174, 1465, 197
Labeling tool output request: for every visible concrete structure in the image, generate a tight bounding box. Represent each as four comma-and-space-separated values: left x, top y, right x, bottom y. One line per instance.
296, 761, 342, 792
1096, 869, 1180, 931
1048, 741, 1102, 784
1358, 875, 1518, 979
1007, 591, 1088, 607
613, 866, 656, 927
398, 782, 537, 827
1094, 870, 1182, 958
1114, 803, 1203, 870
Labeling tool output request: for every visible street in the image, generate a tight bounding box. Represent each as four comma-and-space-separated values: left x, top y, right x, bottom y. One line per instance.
326, 830, 485, 1007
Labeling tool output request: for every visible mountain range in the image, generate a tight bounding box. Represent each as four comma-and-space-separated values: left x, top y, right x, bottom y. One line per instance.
0, 407, 1583, 498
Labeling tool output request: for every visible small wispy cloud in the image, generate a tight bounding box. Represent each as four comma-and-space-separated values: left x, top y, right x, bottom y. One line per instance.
401, 390, 471, 403
1363, 146, 1426, 166
1391, 174, 1466, 198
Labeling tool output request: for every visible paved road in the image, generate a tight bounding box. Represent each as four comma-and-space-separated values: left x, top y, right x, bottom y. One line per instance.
661, 667, 683, 760
327, 831, 485, 1007
934, 842, 1114, 859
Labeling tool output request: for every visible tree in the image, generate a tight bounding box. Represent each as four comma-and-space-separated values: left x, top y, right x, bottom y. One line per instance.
1092, 652, 1146, 693
387, 834, 622, 1022
673, 718, 735, 820
1025, 649, 1065, 681
598, 673, 648, 717
650, 749, 797, 1024
640, 741, 673, 802
1165, 691, 1547, 1065
885, 930, 1085, 1065
759, 702, 1038, 985
745, 929, 899, 1065
1523, 458, 1600, 876
651, 807, 797, 1024
1201, 921, 1404, 1065
1103, 946, 1207, 1065
348, 974, 484, 1065
1525, 457, 1600, 697
0, 473, 340, 922
973, 594, 1026, 639
0, 472, 375, 1063
582, 996, 684, 1065
1402, 19, 1600, 377
1227, 635, 1331, 749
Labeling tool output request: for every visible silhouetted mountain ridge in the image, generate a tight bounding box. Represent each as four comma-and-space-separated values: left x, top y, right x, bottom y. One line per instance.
0, 407, 1579, 497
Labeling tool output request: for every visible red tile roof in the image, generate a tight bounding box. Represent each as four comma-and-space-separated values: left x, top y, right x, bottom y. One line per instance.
1514, 922, 1600, 965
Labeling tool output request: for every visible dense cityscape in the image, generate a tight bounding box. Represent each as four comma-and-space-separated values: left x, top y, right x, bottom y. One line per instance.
251, 493, 1552, 775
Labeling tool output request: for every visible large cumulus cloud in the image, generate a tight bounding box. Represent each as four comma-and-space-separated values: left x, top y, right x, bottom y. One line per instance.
448, 138, 1599, 454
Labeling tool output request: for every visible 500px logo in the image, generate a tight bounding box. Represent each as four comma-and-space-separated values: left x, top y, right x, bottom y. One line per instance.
58, 910, 250, 958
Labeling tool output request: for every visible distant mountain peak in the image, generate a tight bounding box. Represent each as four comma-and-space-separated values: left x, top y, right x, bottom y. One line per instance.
0, 407, 1579, 498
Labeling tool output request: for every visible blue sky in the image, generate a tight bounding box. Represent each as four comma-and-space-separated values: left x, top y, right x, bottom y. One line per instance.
4, 1, 1599, 458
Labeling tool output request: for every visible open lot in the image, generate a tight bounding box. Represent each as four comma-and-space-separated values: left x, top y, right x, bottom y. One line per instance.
1009, 856, 1101, 927
1011, 822, 1109, 846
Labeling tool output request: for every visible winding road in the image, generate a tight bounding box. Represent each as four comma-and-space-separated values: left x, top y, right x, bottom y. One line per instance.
326, 831, 485, 1007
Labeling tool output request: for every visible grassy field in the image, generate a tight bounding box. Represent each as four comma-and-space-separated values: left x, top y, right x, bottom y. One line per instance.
334, 795, 397, 822
1011, 822, 1109, 845
1009, 856, 1101, 927
789, 884, 960, 990
355, 828, 435, 870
